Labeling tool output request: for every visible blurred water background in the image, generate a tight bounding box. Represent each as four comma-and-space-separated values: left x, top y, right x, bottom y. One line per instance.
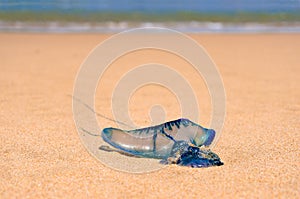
1, 0, 300, 33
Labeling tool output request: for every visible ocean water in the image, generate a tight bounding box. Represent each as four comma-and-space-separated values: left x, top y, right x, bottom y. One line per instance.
1, 0, 300, 32
1, 0, 300, 13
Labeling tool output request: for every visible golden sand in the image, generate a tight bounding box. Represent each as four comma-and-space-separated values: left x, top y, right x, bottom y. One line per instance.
0, 33, 299, 198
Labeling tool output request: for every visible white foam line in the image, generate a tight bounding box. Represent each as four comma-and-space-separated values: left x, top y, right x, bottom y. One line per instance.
1, 21, 300, 33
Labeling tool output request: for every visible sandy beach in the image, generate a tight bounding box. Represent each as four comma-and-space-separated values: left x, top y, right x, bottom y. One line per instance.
0, 33, 299, 198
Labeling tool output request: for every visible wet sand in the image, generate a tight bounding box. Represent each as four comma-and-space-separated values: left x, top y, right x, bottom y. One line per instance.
0, 33, 299, 198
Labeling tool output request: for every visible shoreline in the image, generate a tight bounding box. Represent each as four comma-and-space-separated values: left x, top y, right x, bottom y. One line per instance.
1, 21, 300, 33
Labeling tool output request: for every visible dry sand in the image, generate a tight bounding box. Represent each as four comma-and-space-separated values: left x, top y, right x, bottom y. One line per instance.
0, 33, 299, 198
